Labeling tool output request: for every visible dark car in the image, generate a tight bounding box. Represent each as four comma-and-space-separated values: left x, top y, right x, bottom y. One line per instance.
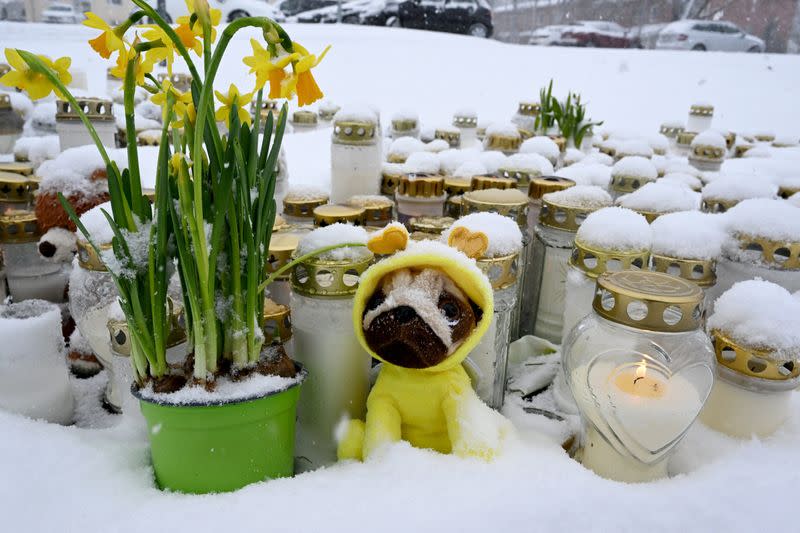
276, 0, 338, 17
557, 20, 640, 48
398, 0, 493, 38
294, 0, 380, 24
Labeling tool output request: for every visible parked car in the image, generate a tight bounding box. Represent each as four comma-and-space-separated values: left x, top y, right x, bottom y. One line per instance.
656, 20, 764, 52
276, 0, 338, 17
41, 3, 82, 23
557, 20, 639, 48
360, 0, 400, 26
528, 25, 567, 46
293, 0, 371, 23
632, 23, 668, 49
145, 0, 284, 23
398, 0, 493, 38
0, 0, 27, 21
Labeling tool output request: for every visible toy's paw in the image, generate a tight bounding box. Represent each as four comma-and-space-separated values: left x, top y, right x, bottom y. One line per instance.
336, 418, 365, 461
38, 228, 77, 263
451, 392, 513, 461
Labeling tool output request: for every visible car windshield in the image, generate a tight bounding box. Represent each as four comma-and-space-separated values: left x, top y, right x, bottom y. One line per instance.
48, 5, 71, 10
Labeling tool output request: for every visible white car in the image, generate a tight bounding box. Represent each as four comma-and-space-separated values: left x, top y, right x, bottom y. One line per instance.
41, 3, 82, 23
147, 0, 285, 23
656, 20, 764, 52
528, 25, 567, 46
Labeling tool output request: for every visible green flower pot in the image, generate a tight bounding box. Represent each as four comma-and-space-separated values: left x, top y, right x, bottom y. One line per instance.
133, 365, 307, 494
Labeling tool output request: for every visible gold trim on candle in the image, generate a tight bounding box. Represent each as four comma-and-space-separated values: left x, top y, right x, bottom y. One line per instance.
476, 253, 520, 291
435, 129, 461, 148
444, 178, 472, 196
690, 104, 714, 117
0, 171, 32, 203
266, 232, 301, 280
108, 299, 186, 357
313, 204, 367, 227
56, 98, 114, 122
470, 176, 516, 191
711, 329, 800, 382
778, 185, 800, 200
77, 239, 112, 271
381, 170, 403, 195
0, 93, 10, 111
570, 240, 650, 279
446, 195, 464, 218
592, 270, 704, 333
333, 120, 377, 145
0, 210, 40, 243
650, 254, 717, 288
263, 298, 292, 343
528, 176, 575, 200
292, 110, 318, 125
283, 196, 329, 218
539, 198, 602, 233
452, 115, 477, 128
498, 167, 541, 187
732, 233, 800, 270
0, 162, 34, 176
676, 131, 697, 147
690, 144, 726, 162
347, 196, 394, 225
701, 197, 739, 213
291, 252, 374, 297
391, 118, 417, 133
397, 175, 445, 198
156, 72, 192, 92
484, 133, 521, 153
610, 174, 656, 195
754, 133, 775, 143
408, 216, 455, 235
517, 102, 541, 117
462, 189, 529, 228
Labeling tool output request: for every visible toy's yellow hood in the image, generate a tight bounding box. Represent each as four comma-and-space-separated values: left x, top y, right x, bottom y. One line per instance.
353, 240, 494, 373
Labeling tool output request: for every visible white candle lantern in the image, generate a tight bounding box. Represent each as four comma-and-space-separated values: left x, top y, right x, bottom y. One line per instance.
56, 98, 116, 152
282, 190, 328, 225
395, 175, 446, 225
563, 270, 715, 482
0, 210, 66, 302
434, 126, 461, 149
330, 115, 381, 204
347, 195, 394, 227
709, 199, 800, 306
512, 101, 540, 135
0, 299, 74, 425
292, 110, 318, 132
390, 113, 419, 139
688, 130, 727, 172
700, 283, 800, 438
524, 186, 612, 343
250, 98, 280, 133
0, 93, 25, 154
675, 131, 697, 157
452, 109, 478, 149
609, 156, 658, 201
290, 233, 373, 471
659, 122, 685, 151
686, 103, 714, 133
317, 100, 341, 122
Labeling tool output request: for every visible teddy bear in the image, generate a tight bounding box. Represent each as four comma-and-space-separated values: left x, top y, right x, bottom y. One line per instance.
337, 223, 512, 461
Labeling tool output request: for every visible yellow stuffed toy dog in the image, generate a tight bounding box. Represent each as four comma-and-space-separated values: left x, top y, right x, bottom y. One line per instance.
337, 224, 512, 461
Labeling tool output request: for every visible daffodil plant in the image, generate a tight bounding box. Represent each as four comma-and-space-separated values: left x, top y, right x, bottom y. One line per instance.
1, 0, 357, 388
533, 80, 602, 148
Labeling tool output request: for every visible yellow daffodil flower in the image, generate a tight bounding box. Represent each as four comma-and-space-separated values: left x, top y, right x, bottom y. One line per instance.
215, 84, 253, 127
287, 43, 329, 107
0, 48, 72, 100
83, 12, 126, 59
242, 39, 298, 95
152, 80, 193, 127
177, 0, 222, 44
109, 44, 156, 87
141, 25, 178, 71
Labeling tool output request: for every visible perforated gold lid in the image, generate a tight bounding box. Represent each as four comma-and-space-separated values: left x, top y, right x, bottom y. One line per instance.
266, 232, 301, 279
711, 329, 800, 382
732, 233, 800, 270
0, 93, 10, 111
408, 216, 455, 235
690, 104, 714, 116
157, 72, 192, 92
677, 131, 697, 146
701, 197, 739, 213
518, 102, 541, 116
108, 298, 186, 356
283, 195, 328, 218
462, 188, 529, 228
291, 250, 374, 297
0, 162, 33, 177
333, 120, 377, 145
528, 176, 575, 200
77, 240, 112, 271
392, 118, 417, 132
0, 210, 40, 243
136, 130, 160, 146
313, 204, 366, 227
446, 195, 464, 218
444, 178, 471, 196
592, 270, 704, 332
690, 144, 725, 161
56, 98, 114, 122
347, 196, 394, 225
477, 253, 520, 290
435, 129, 460, 148
0, 63, 9, 78
570, 239, 649, 279
539, 197, 604, 233
381, 170, 403, 195
755, 133, 775, 143
397, 175, 445, 198
650, 254, 716, 287
0, 171, 32, 203
550, 135, 567, 153
497, 167, 541, 187
452, 115, 477, 128
659, 123, 685, 138
484, 133, 521, 153
470, 176, 515, 191
263, 298, 292, 343
610, 174, 656, 195
778, 185, 800, 200
292, 110, 318, 125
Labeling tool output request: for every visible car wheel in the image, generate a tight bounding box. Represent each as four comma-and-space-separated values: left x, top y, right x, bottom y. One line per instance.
467, 23, 489, 38
692, 44, 706, 51
386, 16, 400, 28
747, 46, 761, 53
228, 10, 249, 21
342, 14, 359, 24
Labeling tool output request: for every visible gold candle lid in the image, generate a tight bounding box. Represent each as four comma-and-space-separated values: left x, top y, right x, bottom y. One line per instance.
734, 144, 754, 158
517, 102, 541, 117
711, 329, 800, 382
263, 298, 292, 343
0, 210, 40, 243
0, 93, 10, 111
381, 170, 403, 195
497, 167, 542, 187
408, 216, 455, 235
754, 133, 775, 143
313, 204, 366, 227
0, 162, 34, 176
392, 118, 417, 132
56, 98, 114, 122
462, 188, 529, 228
136, 130, 160, 146
0, 172, 32, 203
283, 195, 329, 218
266, 232, 301, 279
690, 144, 726, 161
570, 239, 649, 279
444, 178, 472, 196
733, 233, 800, 270
484, 133, 521, 153
108, 298, 186, 356
470, 176, 516, 191
677, 131, 698, 146
77, 239, 112, 271
347, 196, 394, 225
778, 185, 800, 200
610, 174, 656, 195
142, 188, 156, 202
701, 197, 739, 213
592, 270, 704, 333
724, 131, 737, 150
292, 110, 318, 125
528, 176, 575, 200
539, 197, 606, 233
397, 175, 445, 198
550, 135, 567, 153
659, 123, 685, 138
291, 250, 374, 298
452, 115, 477, 128
650, 254, 717, 288
386, 152, 408, 164
435, 129, 461, 148
690, 104, 714, 116
318, 104, 340, 121
333, 120, 377, 145
476, 253, 520, 290
446, 195, 464, 218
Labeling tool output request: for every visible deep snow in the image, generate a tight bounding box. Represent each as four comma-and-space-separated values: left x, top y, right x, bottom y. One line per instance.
2, 21, 800, 533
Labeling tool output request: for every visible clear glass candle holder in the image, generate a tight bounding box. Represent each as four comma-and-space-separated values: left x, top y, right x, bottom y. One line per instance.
563, 271, 715, 483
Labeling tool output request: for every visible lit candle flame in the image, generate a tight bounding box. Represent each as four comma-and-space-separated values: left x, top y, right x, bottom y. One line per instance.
635, 360, 647, 380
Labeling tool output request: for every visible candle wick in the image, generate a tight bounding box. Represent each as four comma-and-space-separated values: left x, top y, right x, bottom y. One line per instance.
633, 376, 644, 385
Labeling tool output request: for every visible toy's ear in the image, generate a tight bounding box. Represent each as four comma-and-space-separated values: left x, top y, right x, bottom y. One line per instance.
367, 222, 409, 255
447, 226, 488, 259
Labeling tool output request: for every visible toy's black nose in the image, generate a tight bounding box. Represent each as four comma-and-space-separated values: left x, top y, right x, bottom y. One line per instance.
394, 306, 415, 324
39, 241, 56, 258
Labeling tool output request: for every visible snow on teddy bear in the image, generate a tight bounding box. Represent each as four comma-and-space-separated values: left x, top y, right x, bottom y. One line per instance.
338, 223, 512, 461
34, 145, 117, 264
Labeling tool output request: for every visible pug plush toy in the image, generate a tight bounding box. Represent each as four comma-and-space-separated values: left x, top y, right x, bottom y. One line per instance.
338, 223, 512, 461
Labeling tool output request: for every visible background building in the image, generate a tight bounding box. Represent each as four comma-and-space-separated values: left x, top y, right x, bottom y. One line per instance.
2, 0, 132, 24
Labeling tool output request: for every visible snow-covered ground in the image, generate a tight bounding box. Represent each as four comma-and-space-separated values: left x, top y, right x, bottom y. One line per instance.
2, 21, 800, 532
